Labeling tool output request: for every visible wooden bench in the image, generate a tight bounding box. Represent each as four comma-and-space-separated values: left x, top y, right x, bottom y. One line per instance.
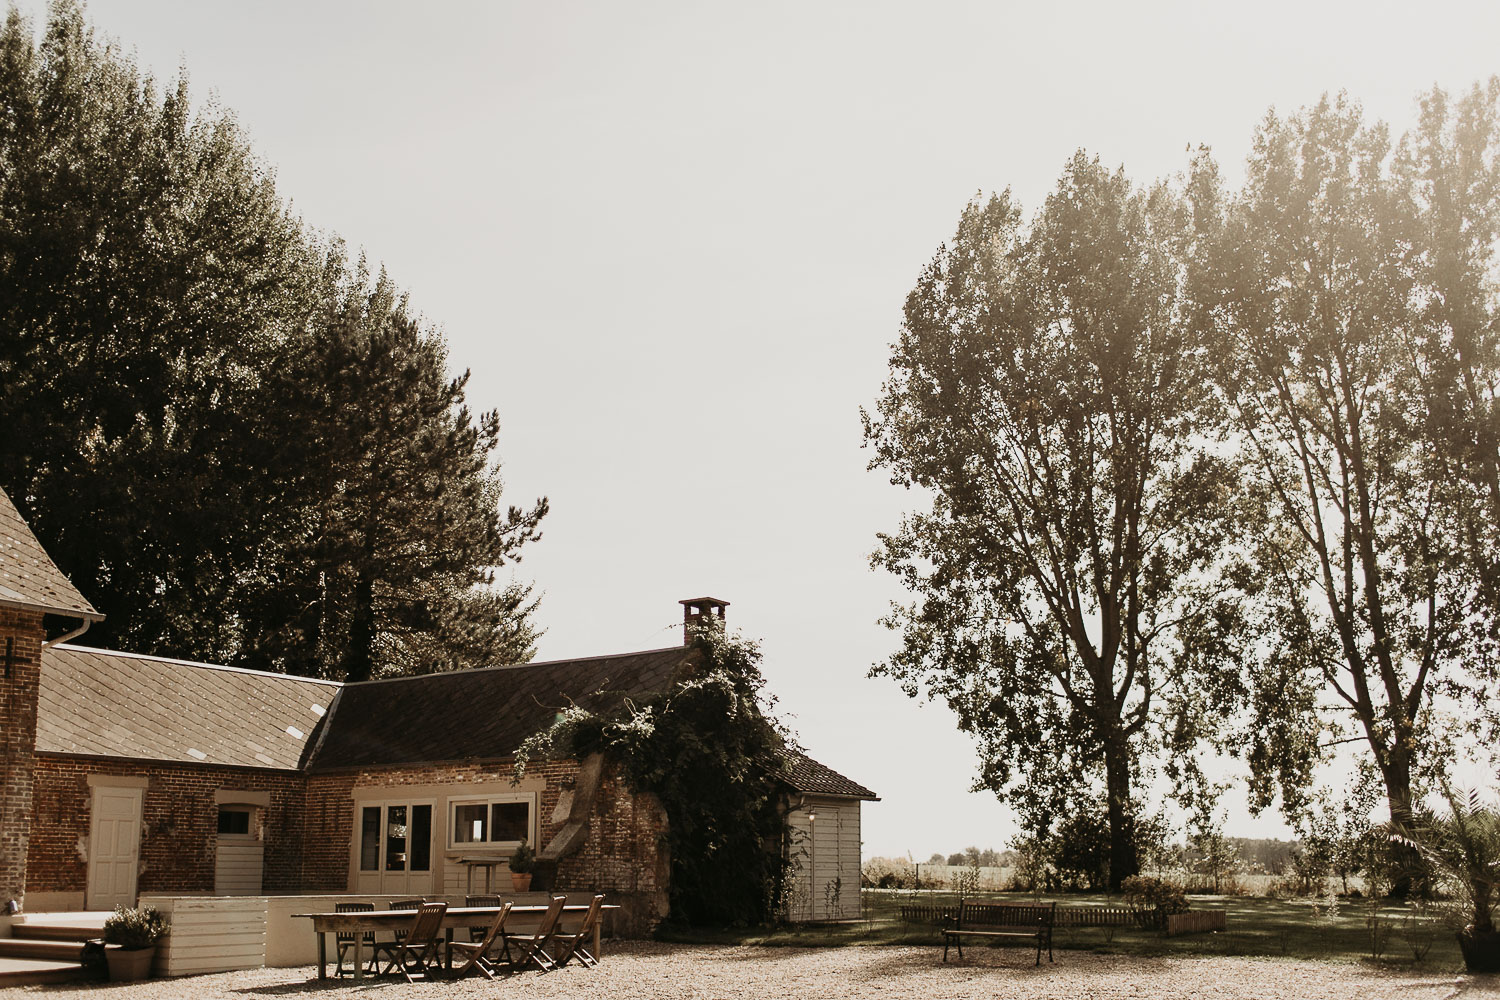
942, 900, 1055, 965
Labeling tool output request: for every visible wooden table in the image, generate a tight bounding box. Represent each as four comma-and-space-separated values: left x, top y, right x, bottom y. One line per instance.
294, 903, 613, 982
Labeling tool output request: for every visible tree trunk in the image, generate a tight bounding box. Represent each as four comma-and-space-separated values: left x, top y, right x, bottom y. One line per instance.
343, 569, 376, 683
1103, 738, 1139, 893
1381, 754, 1420, 898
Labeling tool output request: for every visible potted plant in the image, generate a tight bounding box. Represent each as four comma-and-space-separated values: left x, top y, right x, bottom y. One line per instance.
509, 838, 536, 892
1392, 782, 1499, 973
101, 904, 168, 981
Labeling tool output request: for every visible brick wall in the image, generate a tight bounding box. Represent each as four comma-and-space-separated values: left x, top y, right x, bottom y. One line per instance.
302, 758, 669, 929
24, 747, 670, 931
0, 608, 44, 910
27, 757, 305, 895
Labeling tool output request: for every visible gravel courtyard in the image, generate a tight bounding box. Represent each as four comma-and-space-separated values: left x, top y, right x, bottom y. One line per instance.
2, 942, 1497, 1000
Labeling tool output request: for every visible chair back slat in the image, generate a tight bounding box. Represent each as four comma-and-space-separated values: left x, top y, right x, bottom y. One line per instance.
389, 898, 423, 943
405, 901, 448, 948
537, 895, 567, 937
335, 901, 375, 944
577, 894, 604, 936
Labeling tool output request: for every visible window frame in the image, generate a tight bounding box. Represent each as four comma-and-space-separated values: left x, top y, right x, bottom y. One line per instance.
446, 792, 536, 852
355, 800, 436, 873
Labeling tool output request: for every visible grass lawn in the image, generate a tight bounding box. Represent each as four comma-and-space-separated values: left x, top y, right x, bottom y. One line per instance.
659, 889, 1467, 972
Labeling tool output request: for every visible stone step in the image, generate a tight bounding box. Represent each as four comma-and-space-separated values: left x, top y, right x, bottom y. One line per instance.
0, 936, 87, 962
12, 921, 103, 942
0, 956, 88, 987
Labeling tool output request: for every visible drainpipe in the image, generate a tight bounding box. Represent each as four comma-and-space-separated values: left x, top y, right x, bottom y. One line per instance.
43, 617, 93, 649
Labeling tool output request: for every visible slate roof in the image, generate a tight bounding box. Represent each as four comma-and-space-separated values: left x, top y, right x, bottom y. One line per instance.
778, 748, 879, 800
308, 646, 694, 771
33, 641, 877, 803
0, 486, 100, 619
37, 645, 337, 769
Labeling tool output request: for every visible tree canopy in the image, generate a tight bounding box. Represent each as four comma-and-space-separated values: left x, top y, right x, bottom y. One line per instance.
863, 153, 1245, 891
1189, 85, 1500, 861
0, 1, 546, 679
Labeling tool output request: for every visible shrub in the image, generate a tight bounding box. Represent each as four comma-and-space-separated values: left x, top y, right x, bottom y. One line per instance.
102, 906, 168, 949
1122, 874, 1189, 930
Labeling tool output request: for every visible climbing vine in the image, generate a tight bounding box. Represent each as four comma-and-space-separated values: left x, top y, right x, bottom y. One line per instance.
515, 623, 793, 926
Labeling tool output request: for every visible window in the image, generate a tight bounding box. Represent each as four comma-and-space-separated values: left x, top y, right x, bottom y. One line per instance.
358, 803, 432, 872
217, 806, 253, 837
448, 794, 534, 850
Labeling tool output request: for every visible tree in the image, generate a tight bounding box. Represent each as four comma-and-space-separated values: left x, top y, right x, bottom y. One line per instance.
1190, 90, 1500, 878
864, 153, 1245, 891
0, 2, 315, 657
0, 2, 547, 678
243, 262, 547, 681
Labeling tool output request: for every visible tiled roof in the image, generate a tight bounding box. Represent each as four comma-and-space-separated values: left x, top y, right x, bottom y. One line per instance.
778, 748, 879, 800
37, 645, 337, 769
0, 486, 99, 619
32, 640, 877, 802
308, 646, 695, 771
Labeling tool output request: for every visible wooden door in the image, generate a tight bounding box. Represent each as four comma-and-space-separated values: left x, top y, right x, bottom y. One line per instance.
87, 785, 143, 910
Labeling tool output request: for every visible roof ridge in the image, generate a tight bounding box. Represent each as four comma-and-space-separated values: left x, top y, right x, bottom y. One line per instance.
346, 644, 692, 687
52, 644, 343, 687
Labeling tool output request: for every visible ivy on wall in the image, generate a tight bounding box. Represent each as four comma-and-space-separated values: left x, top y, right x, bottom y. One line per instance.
515, 624, 792, 926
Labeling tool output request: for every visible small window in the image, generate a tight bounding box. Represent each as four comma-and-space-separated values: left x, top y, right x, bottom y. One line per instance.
217, 807, 252, 836
448, 795, 534, 850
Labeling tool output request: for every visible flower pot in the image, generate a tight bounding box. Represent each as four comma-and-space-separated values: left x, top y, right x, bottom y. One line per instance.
105, 945, 156, 981
1457, 927, 1500, 974
510, 872, 533, 892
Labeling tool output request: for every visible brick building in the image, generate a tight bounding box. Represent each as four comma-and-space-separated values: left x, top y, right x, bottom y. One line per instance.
1, 487, 874, 931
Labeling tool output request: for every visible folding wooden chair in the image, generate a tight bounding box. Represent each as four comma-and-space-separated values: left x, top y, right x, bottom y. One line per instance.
370, 898, 423, 971
333, 902, 376, 977
502, 895, 566, 973
552, 894, 605, 968
465, 894, 502, 945
447, 901, 512, 980
379, 901, 447, 981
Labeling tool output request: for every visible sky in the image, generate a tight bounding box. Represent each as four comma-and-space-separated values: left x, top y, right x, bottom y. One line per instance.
14, 0, 1500, 859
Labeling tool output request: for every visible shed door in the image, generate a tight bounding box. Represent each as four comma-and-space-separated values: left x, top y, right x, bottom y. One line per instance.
86, 785, 143, 910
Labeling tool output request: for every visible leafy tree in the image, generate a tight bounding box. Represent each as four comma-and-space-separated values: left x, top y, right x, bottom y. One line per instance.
244, 262, 546, 681
0, 2, 315, 656
1189, 88, 1500, 876
864, 153, 1245, 890
0, 2, 546, 678
515, 623, 792, 926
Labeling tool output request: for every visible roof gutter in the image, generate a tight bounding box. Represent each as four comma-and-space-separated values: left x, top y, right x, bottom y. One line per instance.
43, 616, 94, 649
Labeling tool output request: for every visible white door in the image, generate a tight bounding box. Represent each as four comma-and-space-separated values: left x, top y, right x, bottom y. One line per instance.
87, 785, 143, 910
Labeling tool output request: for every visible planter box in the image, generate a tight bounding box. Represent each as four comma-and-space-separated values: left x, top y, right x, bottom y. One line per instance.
1167, 910, 1226, 936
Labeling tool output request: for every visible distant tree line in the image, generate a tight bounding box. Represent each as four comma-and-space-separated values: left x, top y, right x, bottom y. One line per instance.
0, 2, 547, 679
866, 80, 1500, 891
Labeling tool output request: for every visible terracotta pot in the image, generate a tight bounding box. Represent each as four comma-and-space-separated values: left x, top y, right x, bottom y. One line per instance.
510, 872, 533, 892
1457, 927, 1500, 973
105, 945, 156, 981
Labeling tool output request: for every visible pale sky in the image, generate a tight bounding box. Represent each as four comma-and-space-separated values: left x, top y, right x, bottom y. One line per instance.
16, 0, 1500, 859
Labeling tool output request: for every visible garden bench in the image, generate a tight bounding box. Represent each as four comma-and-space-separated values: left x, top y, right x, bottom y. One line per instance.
942, 900, 1055, 965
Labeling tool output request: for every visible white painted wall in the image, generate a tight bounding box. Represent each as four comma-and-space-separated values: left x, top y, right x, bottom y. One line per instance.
784, 796, 862, 922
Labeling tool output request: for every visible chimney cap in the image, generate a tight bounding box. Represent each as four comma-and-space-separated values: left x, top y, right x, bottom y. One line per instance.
679, 596, 730, 608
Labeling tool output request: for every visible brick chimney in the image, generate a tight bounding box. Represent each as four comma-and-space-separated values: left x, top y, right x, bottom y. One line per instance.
679, 597, 728, 645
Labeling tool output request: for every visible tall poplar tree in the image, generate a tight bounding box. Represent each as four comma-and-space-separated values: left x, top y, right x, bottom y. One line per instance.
865, 154, 1244, 890
1189, 89, 1500, 874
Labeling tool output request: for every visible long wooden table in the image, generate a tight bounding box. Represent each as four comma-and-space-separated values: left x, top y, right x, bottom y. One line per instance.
294, 903, 613, 981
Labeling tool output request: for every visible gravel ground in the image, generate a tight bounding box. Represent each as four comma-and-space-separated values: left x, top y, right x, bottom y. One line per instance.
2, 942, 1498, 1000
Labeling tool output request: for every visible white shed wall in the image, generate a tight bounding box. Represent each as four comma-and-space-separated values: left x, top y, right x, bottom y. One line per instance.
784, 796, 862, 921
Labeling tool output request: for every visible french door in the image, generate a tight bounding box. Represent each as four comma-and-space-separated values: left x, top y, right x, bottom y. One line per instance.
354, 801, 434, 896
